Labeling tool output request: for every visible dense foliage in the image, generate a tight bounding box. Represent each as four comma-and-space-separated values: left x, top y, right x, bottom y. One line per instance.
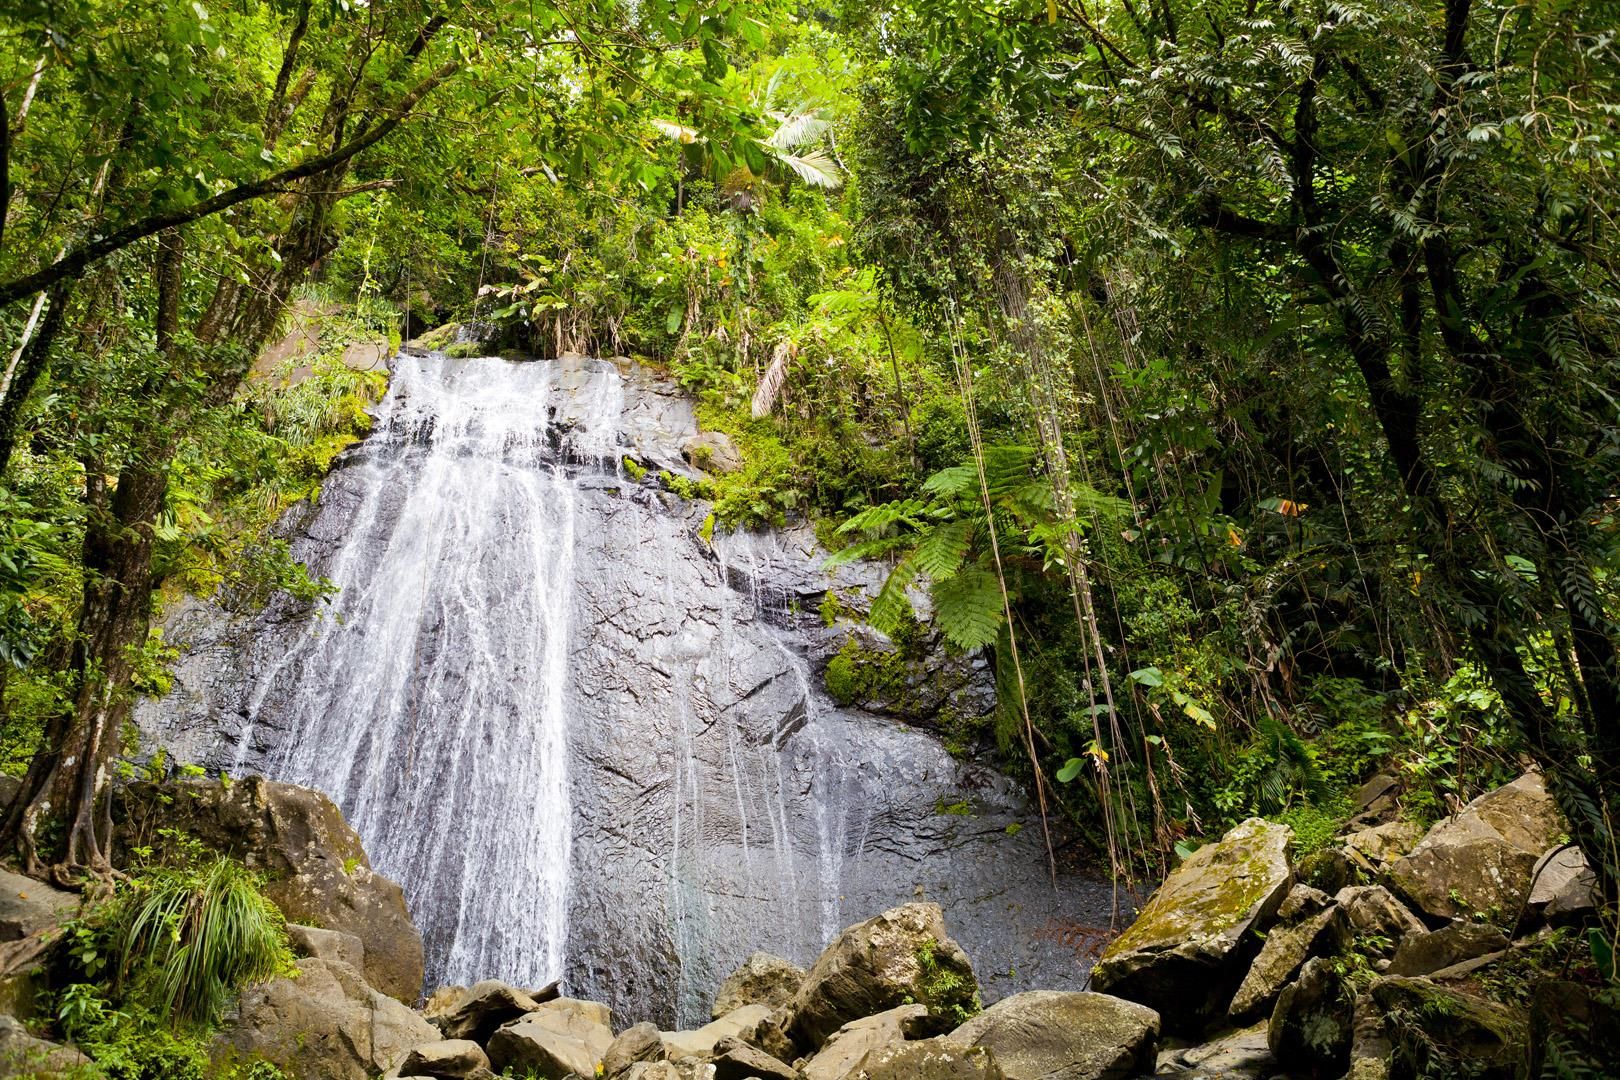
0, 0, 1616, 1068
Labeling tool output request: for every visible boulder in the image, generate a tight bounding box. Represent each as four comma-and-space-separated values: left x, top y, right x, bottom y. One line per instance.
710, 1035, 798, 1080
620, 1065, 684, 1080
664, 1002, 774, 1060
0, 1014, 89, 1076
948, 990, 1159, 1080
851, 1037, 1006, 1079
1293, 847, 1359, 894
1334, 885, 1427, 951
1351, 773, 1401, 819
1266, 956, 1353, 1076
1228, 887, 1349, 1020
0, 867, 78, 942
1387, 920, 1508, 977
117, 776, 424, 1002
603, 1022, 666, 1078
1371, 976, 1527, 1080
287, 923, 367, 972
1528, 845, 1600, 924
801, 1004, 930, 1080
440, 979, 549, 1043
388, 1039, 492, 1080
682, 431, 742, 474
213, 957, 438, 1080
1166, 1023, 1274, 1079
1387, 770, 1563, 921
782, 903, 978, 1052
712, 951, 807, 1020
484, 998, 614, 1080
1091, 818, 1293, 1028
1340, 821, 1424, 870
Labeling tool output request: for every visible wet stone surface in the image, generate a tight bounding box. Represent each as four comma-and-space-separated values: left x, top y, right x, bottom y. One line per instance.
137, 353, 1114, 1026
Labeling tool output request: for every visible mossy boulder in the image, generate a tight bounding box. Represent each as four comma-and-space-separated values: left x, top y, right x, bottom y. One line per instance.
948, 990, 1159, 1080
117, 776, 425, 1003
1267, 956, 1354, 1076
1371, 976, 1528, 1080
1228, 886, 1349, 1021
781, 902, 979, 1053
1387, 770, 1563, 922
850, 1036, 1006, 1079
1092, 818, 1293, 1030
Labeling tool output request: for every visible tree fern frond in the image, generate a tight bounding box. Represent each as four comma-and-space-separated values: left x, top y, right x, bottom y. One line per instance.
913, 519, 972, 581
931, 564, 1005, 650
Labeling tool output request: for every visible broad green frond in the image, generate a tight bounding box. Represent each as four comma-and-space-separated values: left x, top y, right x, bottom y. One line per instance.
930, 564, 1004, 651
912, 519, 971, 581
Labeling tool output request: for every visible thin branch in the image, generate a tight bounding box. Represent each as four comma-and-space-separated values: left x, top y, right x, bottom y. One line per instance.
0, 59, 458, 309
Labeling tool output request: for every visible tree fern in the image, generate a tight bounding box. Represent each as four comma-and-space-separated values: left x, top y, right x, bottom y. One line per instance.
931, 564, 1005, 650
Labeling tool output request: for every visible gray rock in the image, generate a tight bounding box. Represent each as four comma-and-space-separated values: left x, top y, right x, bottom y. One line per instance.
603, 1022, 666, 1078
1267, 956, 1353, 1076
801, 1004, 930, 1080
1334, 885, 1427, 950
0, 867, 77, 942
389, 1039, 491, 1079
1370, 975, 1527, 1080
949, 990, 1158, 1080
287, 923, 367, 972
214, 957, 438, 1080
1528, 845, 1600, 923
712, 952, 807, 1020
1228, 888, 1348, 1020
116, 776, 424, 1002
1352, 773, 1401, 817
1387, 770, 1564, 921
664, 1002, 775, 1060
782, 903, 978, 1053
0, 1013, 89, 1076
1340, 821, 1424, 870
485, 998, 614, 1079
440, 979, 547, 1043
682, 431, 742, 474
620, 1065, 685, 1080
711, 1036, 798, 1080
1091, 818, 1293, 1029
1173, 1023, 1274, 1079
1387, 920, 1508, 977
1293, 847, 1359, 894
851, 1037, 1005, 1079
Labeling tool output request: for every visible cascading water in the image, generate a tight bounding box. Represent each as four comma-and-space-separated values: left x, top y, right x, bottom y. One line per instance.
141, 350, 1116, 1026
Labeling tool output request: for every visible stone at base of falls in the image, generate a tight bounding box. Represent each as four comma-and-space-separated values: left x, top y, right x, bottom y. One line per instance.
1334, 885, 1427, 951
384, 1039, 493, 1080
0, 1013, 89, 1076
711, 951, 807, 1021
710, 1035, 798, 1080
781, 902, 979, 1053
484, 998, 614, 1079
1265, 956, 1353, 1076
0, 867, 78, 943
603, 1022, 666, 1078
288, 923, 367, 973
1368, 976, 1528, 1080
213, 957, 438, 1080
663, 1002, 775, 1060
1158, 1023, 1274, 1079
800, 1004, 931, 1080
848, 1037, 1005, 1079
437, 979, 555, 1043
1386, 919, 1508, 977
1226, 886, 1349, 1021
1090, 818, 1292, 1032
946, 990, 1159, 1080
115, 776, 424, 1003
1386, 769, 1562, 921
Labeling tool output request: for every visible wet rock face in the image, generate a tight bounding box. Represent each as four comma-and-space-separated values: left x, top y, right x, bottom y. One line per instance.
137, 354, 1113, 1026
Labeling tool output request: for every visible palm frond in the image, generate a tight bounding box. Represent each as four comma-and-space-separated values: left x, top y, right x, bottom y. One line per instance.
751, 341, 795, 418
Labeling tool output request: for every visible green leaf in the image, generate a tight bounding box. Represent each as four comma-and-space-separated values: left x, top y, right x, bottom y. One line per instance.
1056, 757, 1084, 783
931, 565, 1004, 650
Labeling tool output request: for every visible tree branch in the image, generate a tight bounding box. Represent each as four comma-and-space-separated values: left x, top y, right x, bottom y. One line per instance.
0, 59, 458, 310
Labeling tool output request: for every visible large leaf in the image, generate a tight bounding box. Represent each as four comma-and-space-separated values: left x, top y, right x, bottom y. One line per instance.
771, 149, 842, 189
868, 556, 921, 636
767, 112, 832, 150
912, 519, 971, 581
930, 565, 1004, 651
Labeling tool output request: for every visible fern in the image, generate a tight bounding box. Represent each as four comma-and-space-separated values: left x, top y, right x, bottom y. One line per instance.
931, 564, 1005, 650
869, 556, 921, 636
912, 519, 971, 581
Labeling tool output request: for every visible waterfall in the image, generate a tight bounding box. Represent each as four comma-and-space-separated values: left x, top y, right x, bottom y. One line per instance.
143, 350, 1113, 1025
235, 355, 614, 989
